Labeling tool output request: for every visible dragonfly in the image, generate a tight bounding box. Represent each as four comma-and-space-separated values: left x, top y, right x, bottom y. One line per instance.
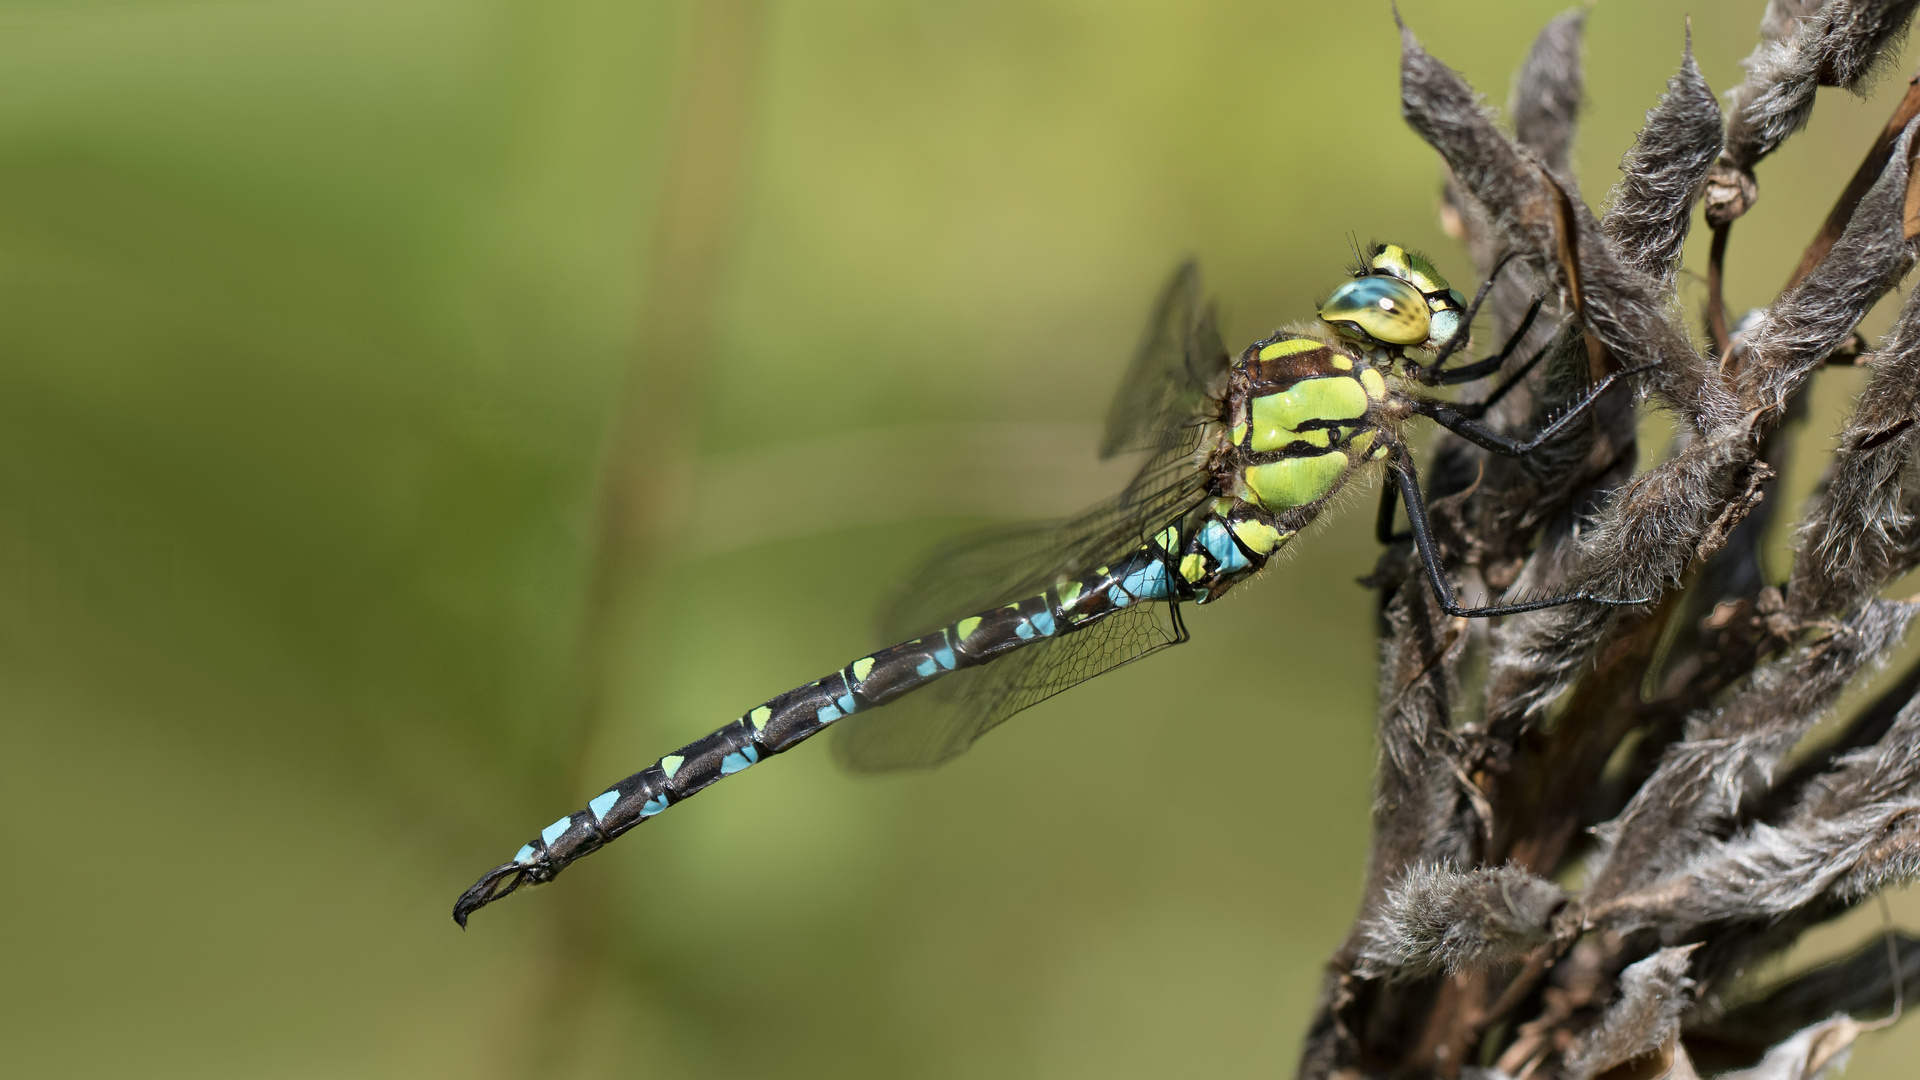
453, 245, 1648, 925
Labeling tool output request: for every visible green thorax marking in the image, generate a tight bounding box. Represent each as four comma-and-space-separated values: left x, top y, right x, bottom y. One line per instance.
1244, 451, 1350, 512
1257, 337, 1322, 362
1249, 377, 1369, 453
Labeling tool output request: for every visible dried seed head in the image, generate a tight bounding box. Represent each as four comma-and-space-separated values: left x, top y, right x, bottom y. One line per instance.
1563, 946, 1699, 1080
1354, 864, 1566, 979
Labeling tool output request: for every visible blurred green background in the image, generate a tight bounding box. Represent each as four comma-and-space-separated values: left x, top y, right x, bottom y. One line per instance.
3, 1, 1919, 1075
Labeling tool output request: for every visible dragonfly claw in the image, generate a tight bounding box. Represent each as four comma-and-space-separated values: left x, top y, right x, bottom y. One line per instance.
1585, 592, 1658, 607
453, 861, 530, 927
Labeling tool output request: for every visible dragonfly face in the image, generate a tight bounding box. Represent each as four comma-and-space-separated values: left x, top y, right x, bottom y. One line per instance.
1222, 334, 1390, 520
1319, 242, 1472, 362
1319, 274, 1431, 347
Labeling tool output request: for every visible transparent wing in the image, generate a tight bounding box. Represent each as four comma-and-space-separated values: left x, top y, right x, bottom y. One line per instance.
876, 261, 1229, 642
835, 600, 1189, 771
1100, 260, 1232, 459
843, 262, 1231, 772
874, 438, 1211, 644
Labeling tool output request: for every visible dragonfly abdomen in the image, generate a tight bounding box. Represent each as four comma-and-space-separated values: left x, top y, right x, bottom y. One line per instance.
453, 528, 1257, 924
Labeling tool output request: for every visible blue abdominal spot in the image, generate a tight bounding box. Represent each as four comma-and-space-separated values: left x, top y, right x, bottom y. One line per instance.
1198, 521, 1251, 573
1118, 559, 1173, 601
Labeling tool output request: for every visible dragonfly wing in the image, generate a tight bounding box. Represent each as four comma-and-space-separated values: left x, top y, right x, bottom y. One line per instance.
1101, 260, 1232, 459
879, 261, 1228, 643
834, 599, 1190, 771
874, 519, 1062, 646
853, 262, 1230, 768
875, 448, 1211, 644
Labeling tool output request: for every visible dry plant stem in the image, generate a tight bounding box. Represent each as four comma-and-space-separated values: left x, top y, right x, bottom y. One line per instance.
1303, 4, 1920, 1076
1787, 72, 1920, 291
1788, 275, 1920, 615
1562, 946, 1698, 1080
1490, 598, 1675, 873
1707, 225, 1732, 360
1323, 15, 1701, 1074
1470, 943, 1560, 1046
1685, 933, 1920, 1070
1587, 601, 1920, 911
1758, 652, 1920, 822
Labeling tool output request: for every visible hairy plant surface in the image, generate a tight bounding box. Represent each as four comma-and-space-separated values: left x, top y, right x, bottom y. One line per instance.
1302, 4, 1920, 1077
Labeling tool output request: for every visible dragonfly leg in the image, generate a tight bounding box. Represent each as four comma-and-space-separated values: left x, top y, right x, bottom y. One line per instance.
1391, 450, 1651, 617
1420, 296, 1546, 390
1421, 250, 1514, 372
1404, 362, 1655, 460
1441, 335, 1558, 421
1376, 470, 1410, 544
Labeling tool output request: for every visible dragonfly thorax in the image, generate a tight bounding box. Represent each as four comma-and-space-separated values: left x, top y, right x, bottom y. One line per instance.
1221, 334, 1389, 521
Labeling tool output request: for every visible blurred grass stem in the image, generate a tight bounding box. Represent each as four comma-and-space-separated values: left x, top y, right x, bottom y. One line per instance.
527, 1, 768, 1074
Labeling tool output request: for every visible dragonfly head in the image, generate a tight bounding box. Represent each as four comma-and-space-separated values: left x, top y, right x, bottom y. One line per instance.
1319, 274, 1431, 349
1321, 242, 1471, 357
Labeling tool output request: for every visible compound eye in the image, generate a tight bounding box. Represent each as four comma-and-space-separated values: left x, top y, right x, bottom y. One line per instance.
1319, 275, 1431, 347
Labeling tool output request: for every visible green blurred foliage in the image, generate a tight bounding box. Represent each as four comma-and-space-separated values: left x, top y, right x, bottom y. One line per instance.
2, 1, 1917, 1076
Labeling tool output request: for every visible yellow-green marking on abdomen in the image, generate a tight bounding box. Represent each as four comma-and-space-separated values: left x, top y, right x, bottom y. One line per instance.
1230, 519, 1289, 555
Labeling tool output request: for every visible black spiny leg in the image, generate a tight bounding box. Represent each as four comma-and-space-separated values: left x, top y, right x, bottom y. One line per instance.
1390, 449, 1649, 617
1376, 471, 1410, 544
1441, 334, 1556, 421
1420, 294, 1551, 390
1376, 334, 1558, 547
1415, 250, 1546, 383
1404, 363, 1654, 460
1418, 251, 1513, 375
1417, 295, 1546, 387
